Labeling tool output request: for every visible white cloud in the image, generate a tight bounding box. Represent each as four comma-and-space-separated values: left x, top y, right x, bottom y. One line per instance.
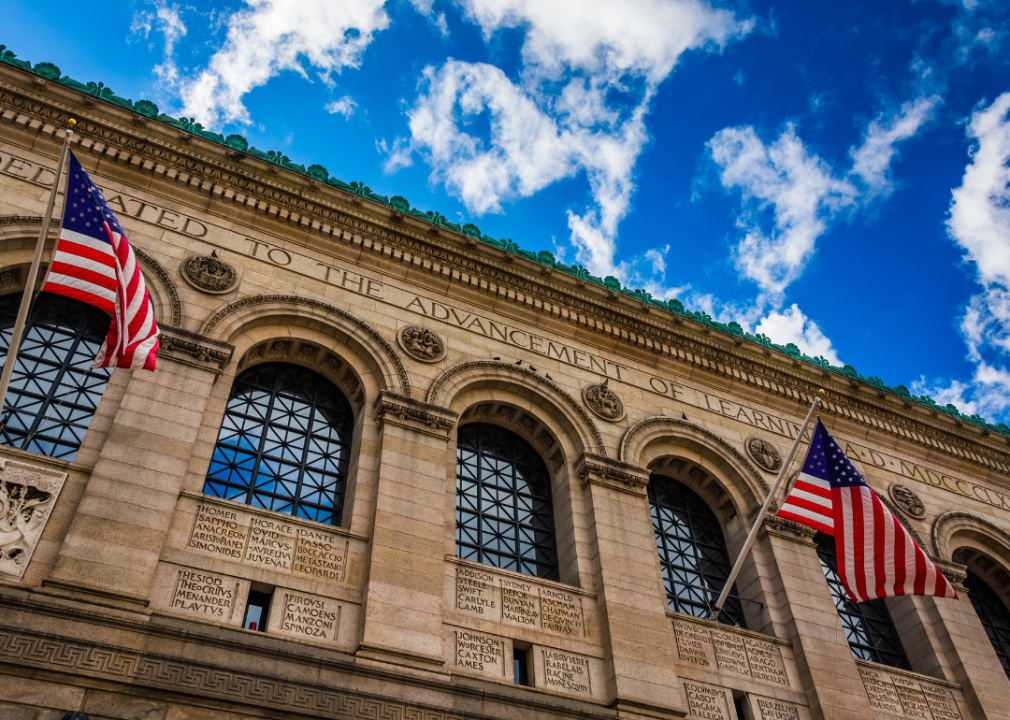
179, 0, 390, 128
325, 95, 358, 119
708, 94, 936, 298
754, 304, 842, 365
392, 0, 753, 281
131, 1, 187, 88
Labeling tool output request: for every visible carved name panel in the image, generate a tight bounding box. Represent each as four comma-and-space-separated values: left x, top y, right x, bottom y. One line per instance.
151, 565, 249, 625
449, 629, 509, 680
858, 667, 962, 719
682, 681, 730, 720
534, 648, 604, 700
753, 697, 802, 720
673, 619, 790, 687
185, 502, 350, 583
267, 589, 342, 643
0, 459, 67, 580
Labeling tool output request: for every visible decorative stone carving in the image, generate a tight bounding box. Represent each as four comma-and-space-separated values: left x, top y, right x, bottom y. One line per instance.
0, 459, 67, 580
373, 392, 458, 438
181, 254, 237, 294
396, 325, 446, 363
575, 453, 649, 494
0, 267, 22, 294
746, 437, 782, 473
889, 483, 926, 519
582, 379, 625, 421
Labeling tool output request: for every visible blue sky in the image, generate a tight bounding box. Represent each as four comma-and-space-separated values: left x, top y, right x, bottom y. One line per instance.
5, 0, 1010, 421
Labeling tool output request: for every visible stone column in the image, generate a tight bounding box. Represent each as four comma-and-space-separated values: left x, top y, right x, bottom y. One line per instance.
44, 327, 233, 604
576, 453, 690, 719
355, 392, 458, 673
759, 517, 877, 720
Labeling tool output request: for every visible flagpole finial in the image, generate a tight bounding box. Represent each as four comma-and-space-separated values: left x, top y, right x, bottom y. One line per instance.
818, 389, 825, 397
67, 118, 77, 127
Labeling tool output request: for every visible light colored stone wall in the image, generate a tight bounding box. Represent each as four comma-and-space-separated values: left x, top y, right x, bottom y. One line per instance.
0, 63, 1009, 720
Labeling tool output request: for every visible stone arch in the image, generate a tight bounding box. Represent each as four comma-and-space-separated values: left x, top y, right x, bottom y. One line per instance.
133, 246, 182, 326
934, 511, 1010, 567
427, 360, 605, 457
201, 294, 409, 397
620, 416, 768, 519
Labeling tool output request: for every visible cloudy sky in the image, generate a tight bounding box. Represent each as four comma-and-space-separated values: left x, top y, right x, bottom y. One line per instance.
6, 0, 1010, 420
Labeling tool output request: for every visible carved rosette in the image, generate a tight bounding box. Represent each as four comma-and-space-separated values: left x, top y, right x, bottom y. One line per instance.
397, 325, 446, 363
181, 254, 237, 294
745, 437, 782, 473
0, 458, 67, 580
888, 483, 926, 519
582, 381, 625, 422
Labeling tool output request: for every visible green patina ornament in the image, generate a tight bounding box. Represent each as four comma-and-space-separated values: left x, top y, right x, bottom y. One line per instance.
0, 45, 32, 71
390, 196, 410, 212
536, 250, 556, 266
306, 164, 329, 182
33, 61, 61, 80
224, 134, 248, 151
462, 223, 481, 239
133, 100, 159, 118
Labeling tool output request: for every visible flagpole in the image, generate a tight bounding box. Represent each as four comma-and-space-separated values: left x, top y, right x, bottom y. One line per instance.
708, 389, 824, 623
0, 120, 76, 416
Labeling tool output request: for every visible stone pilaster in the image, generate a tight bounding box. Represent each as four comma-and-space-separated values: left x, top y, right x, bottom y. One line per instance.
576, 453, 689, 719
44, 327, 233, 604
356, 392, 458, 672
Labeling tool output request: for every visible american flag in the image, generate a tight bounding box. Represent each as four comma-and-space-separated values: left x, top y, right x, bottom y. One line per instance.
44, 152, 159, 371
777, 419, 956, 602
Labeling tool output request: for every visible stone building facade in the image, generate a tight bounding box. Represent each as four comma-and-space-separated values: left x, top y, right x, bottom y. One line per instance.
1, 58, 1010, 720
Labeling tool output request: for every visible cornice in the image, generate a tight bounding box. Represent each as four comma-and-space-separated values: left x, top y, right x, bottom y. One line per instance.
575, 453, 650, 495
372, 391, 458, 438
157, 325, 234, 374
2, 65, 1009, 477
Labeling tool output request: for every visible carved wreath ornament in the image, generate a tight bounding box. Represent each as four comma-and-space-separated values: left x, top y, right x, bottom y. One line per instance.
888, 483, 927, 519
397, 325, 446, 363
182, 254, 237, 294
582, 379, 625, 421
745, 437, 782, 473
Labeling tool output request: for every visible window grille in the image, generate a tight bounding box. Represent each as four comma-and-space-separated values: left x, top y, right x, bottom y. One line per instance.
455, 422, 559, 580
203, 363, 353, 525
0, 291, 111, 460
649, 474, 746, 627
965, 570, 1010, 680
815, 533, 910, 669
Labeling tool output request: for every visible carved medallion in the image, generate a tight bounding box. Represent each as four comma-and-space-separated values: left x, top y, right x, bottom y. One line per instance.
745, 437, 782, 473
182, 254, 237, 294
888, 483, 926, 519
397, 325, 446, 363
583, 380, 625, 421
0, 459, 67, 579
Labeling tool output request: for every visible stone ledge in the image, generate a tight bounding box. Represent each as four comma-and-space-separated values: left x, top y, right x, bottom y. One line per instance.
575, 453, 649, 495
373, 392, 458, 438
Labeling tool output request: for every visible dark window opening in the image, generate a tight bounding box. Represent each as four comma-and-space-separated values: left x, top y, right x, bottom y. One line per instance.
243, 590, 272, 631
0, 291, 111, 460
513, 648, 530, 686
733, 696, 748, 720
815, 533, 910, 669
203, 362, 353, 525
648, 474, 746, 627
966, 569, 1010, 681
455, 422, 559, 580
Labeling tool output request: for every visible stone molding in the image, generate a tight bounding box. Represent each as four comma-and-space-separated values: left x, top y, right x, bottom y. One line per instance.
574, 453, 649, 495
133, 246, 183, 326
762, 515, 817, 545
3, 78, 1010, 477
932, 559, 969, 591
239, 339, 367, 412
201, 294, 410, 398
932, 510, 1010, 562
427, 360, 606, 456
373, 392, 458, 438
158, 325, 234, 373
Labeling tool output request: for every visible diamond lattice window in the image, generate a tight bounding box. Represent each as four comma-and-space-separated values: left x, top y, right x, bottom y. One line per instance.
455, 422, 559, 580
815, 532, 911, 669
0, 291, 111, 460
966, 570, 1010, 680
649, 474, 746, 627
203, 363, 353, 525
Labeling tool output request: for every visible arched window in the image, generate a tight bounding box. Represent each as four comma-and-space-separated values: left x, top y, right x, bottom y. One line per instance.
815, 533, 910, 669
965, 570, 1010, 680
203, 362, 353, 525
455, 422, 558, 580
0, 291, 111, 461
649, 474, 746, 626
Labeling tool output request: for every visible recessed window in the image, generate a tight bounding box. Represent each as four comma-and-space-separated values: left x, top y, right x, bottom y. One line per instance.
815, 533, 910, 669
965, 569, 1010, 680
0, 291, 111, 460
649, 474, 746, 627
203, 363, 353, 525
513, 647, 530, 686
455, 422, 558, 580
243, 590, 272, 631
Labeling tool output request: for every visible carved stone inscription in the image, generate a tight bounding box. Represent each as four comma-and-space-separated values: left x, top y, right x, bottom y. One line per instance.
455, 566, 497, 616
501, 577, 537, 626
858, 667, 961, 719
187, 504, 348, 583
683, 681, 729, 720
673, 620, 790, 686
170, 569, 240, 621
673, 620, 713, 667
0, 460, 67, 580
541, 649, 592, 697
268, 590, 341, 642
744, 637, 788, 685
539, 587, 585, 637
453, 630, 506, 678
712, 632, 750, 675
755, 698, 801, 720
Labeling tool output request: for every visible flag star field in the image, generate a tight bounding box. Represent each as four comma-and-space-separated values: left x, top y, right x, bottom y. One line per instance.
5, 0, 1010, 418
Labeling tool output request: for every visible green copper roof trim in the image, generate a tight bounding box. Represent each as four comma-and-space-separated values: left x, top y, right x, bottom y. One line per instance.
2, 43, 1005, 439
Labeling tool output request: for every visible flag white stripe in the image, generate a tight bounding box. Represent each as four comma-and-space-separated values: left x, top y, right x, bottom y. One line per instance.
790, 487, 833, 508
45, 273, 117, 303
903, 531, 917, 594
861, 489, 876, 601
51, 250, 117, 280
779, 503, 832, 525
796, 473, 831, 492
882, 504, 896, 597
59, 228, 116, 256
